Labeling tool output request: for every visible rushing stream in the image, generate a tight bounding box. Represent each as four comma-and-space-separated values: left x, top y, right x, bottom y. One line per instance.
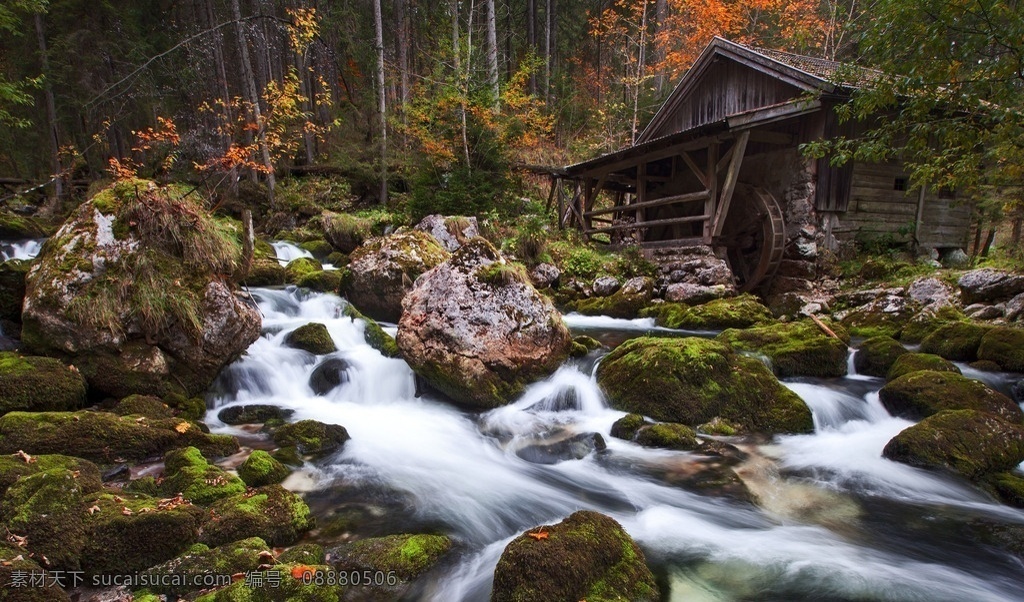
206, 269, 1024, 600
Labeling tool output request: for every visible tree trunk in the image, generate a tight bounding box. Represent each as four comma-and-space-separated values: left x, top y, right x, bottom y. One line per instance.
452, 0, 460, 71
544, 0, 553, 105
34, 12, 62, 210
631, 0, 649, 144
232, 0, 275, 202
526, 0, 536, 94
654, 0, 667, 93
396, 0, 409, 107
373, 0, 388, 204
486, 0, 500, 109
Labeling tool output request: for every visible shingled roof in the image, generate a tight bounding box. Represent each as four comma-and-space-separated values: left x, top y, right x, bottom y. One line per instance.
746, 45, 883, 88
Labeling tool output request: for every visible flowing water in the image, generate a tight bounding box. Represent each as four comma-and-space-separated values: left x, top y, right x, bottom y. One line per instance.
209, 280, 1024, 600
1, 238, 44, 261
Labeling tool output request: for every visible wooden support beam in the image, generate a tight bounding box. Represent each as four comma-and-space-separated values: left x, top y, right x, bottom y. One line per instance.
545, 176, 557, 213
586, 214, 711, 235
705, 143, 719, 239
749, 130, 793, 145
557, 180, 565, 228
680, 152, 707, 187
575, 135, 724, 179
583, 191, 710, 217
712, 130, 751, 237
636, 162, 647, 241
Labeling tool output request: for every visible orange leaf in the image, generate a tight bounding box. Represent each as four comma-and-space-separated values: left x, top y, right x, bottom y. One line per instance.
527, 530, 549, 541
290, 565, 317, 580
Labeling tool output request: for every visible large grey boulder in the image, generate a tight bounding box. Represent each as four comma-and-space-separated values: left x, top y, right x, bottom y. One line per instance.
959, 269, 1024, 304
413, 214, 479, 252
397, 238, 572, 409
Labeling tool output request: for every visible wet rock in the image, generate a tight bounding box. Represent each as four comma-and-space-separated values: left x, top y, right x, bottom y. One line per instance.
0, 541, 71, 601
777, 259, 816, 279
610, 413, 649, 440
332, 533, 452, 598
977, 327, 1024, 373
840, 294, 915, 339
565, 285, 653, 319
0, 410, 238, 463
140, 537, 271, 598
959, 269, 1024, 304
592, 276, 621, 297
920, 321, 993, 361
491, 510, 659, 602
284, 256, 322, 284
199, 484, 314, 548
237, 450, 291, 487
965, 304, 1004, 320
397, 238, 571, 409
640, 294, 773, 330
272, 419, 350, 458
854, 336, 908, 378
791, 239, 817, 260
284, 322, 336, 355
664, 282, 732, 304
414, 214, 479, 252
621, 276, 653, 296
908, 277, 952, 307
0, 453, 102, 499
635, 422, 699, 450
0, 352, 87, 415
217, 404, 294, 425
516, 433, 606, 464
940, 248, 969, 268
598, 337, 812, 434
883, 410, 1024, 480
21, 181, 260, 399
102, 464, 131, 483
879, 371, 1022, 422
160, 447, 246, 505
899, 305, 967, 344
342, 303, 400, 358
1012, 379, 1024, 404
341, 230, 450, 322
297, 269, 343, 293
244, 257, 289, 286
886, 353, 961, 382
309, 357, 351, 395
529, 262, 560, 289
1005, 292, 1024, 322
717, 318, 850, 378
113, 394, 173, 419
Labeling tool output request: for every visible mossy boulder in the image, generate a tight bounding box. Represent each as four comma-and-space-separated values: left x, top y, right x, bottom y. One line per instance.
879, 371, 1022, 422
237, 450, 291, 487
245, 258, 289, 286
886, 353, 961, 381
140, 537, 271, 598
199, 484, 314, 548
113, 394, 174, 419
985, 472, 1024, 508
161, 447, 246, 505
920, 321, 993, 362
21, 180, 261, 399
0, 411, 238, 463
0, 352, 87, 415
342, 303, 400, 358
717, 319, 850, 378
397, 238, 572, 409
297, 269, 343, 293
284, 322, 336, 355
285, 256, 323, 283
882, 410, 1024, 480
0, 258, 29, 322
899, 305, 966, 344
840, 295, 915, 339
320, 211, 371, 253
81, 490, 207, 574
272, 419, 350, 458
491, 510, 659, 602
610, 414, 649, 440
341, 229, 450, 322
299, 239, 334, 258
0, 541, 71, 601
640, 294, 774, 330
634, 423, 699, 450
977, 327, 1024, 373
566, 288, 652, 319
853, 336, 908, 378
0, 211, 46, 238
597, 337, 812, 434
194, 563, 343, 602
333, 533, 452, 598
217, 404, 294, 425
0, 452, 101, 499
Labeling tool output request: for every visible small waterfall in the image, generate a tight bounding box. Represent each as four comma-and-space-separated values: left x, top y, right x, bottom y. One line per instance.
0, 239, 44, 261
271, 241, 314, 266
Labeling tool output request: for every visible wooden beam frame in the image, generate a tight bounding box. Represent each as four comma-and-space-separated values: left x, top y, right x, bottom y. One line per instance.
712, 130, 751, 237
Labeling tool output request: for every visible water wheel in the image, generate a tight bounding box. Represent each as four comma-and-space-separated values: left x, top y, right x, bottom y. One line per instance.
715, 184, 785, 292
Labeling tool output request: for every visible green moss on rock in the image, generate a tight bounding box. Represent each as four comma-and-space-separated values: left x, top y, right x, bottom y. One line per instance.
0, 468, 92, 569
0, 541, 71, 601
977, 327, 1024, 373
284, 323, 336, 355
841, 307, 911, 339
335, 533, 451, 581
299, 239, 334, 257
0, 259, 29, 322
245, 258, 289, 286
113, 394, 174, 419
278, 543, 325, 565
141, 537, 270, 598
0, 211, 47, 238
717, 319, 850, 378
272, 420, 350, 458
853, 336, 908, 378
640, 294, 774, 330
237, 450, 291, 487
491, 510, 659, 602
0, 411, 238, 463
342, 303, 400, 358
200, 485, 314, 548
609, 414, 648, 441
161, 447, 246, 505
320, 211, 372, 253
882, 410, 1024, 480
634, 423, 698, 450
920, 321, 993, 362
297, 269, 342, 293
597, 337, 812, 434
0, 452, 101, 499
567, 289, 652, 319
878, 371, 1022, 422
195, 564, 343, 602
285, 257, 323, 283
886, 353, 961, 381
899, 305, 966, 344
0, 352, 87, 416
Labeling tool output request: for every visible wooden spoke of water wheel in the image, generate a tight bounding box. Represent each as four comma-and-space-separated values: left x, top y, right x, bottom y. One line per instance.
714, 184, 785, 292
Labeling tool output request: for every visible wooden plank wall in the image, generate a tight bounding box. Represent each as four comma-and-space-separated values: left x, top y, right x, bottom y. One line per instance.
835, 161, 970, 247
648, 61, 801, 138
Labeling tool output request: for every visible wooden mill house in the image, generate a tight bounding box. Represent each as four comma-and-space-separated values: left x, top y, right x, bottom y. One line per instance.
550, 37, 971, 292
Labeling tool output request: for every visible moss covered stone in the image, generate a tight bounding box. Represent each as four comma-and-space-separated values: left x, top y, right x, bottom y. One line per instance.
0, 411, 238, 463
113, 394, 174, 419
81, 490, 207, 574
977, 327, 1024, 373
285, 257, 323, 283
920, 321, 993, 362
491, 510, 659, 602
245, 258, 289, 286
0, 211, 47, 238
237, 450, 291, 487
567, 289, 652, 319
0, 452, 101, 499
272, 420, 349, 458
879, 371, 1022, 422
297, 269, 342, 293
886, 353, 961, 381
140, 537, 271, 598
336, 533, 451, 582
161, 447, 246, 505
597, 337, 812, 434
194, 563, 343, 602
0, 541, 71, 601
218, 404, 294, 425
717, 319, 850, 378
634, 423, 698, 450
278, 543, 325, 565
853, 336, 908, 378
898, 305, 966, 344
609, 414, 649, 440
342, 303, 400, 358
320, 211, 371, 253
200, 484, 314, 548
299, 239, 334, 258
0, 467, 94, 569
0, 352, 87, 415
840, 304, 913, 339
0, 258, 29, 322
284, 323, 336, 355
640, 294, 774, 330
882, 410, 1024, 479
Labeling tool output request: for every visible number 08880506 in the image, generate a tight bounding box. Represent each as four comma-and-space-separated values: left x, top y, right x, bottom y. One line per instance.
299, 569, 399, 587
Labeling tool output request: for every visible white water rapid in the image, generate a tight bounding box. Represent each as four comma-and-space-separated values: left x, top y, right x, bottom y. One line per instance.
0, 238, 44, 261
208, 287, 1024, 601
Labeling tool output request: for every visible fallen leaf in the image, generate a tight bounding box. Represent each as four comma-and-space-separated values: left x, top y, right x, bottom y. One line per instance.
231, 572, 245, 582
15, 450, 35, 464
174, 422, 191, 433
290, 565, 317, 580
121, 507, 133, 516
113, 496, 124, 503
527, 530, 549, 541
87, 505, 101, 515
71, 470, 80, 478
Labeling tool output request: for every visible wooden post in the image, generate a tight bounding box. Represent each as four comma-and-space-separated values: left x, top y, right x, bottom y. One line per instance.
705, 143, 719, 242
636, 161, 647, 242
712, 130, 750, 237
